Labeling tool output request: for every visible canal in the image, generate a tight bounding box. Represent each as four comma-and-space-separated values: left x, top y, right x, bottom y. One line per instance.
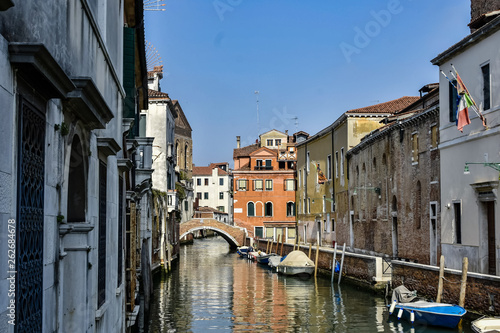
146, 237, 474, 333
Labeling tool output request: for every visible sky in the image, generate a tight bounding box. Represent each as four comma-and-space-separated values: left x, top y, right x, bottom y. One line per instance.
144, 0, 472, 168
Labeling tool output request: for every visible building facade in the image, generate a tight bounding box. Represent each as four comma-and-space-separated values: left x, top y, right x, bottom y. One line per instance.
296, 97, 419, 247
193, 162, 233, 224
431, 5, 500, 275
347, 86, 441, 264
233, 130, 301, 243
0, 1, 148, 332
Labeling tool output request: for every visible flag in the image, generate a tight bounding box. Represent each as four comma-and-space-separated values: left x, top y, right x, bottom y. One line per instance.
456, 73, 467, 95
457, 94, 472, 132
454, 71, 487, 128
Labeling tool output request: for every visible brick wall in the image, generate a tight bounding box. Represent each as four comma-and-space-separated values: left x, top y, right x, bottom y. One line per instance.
392, 261, 500, 315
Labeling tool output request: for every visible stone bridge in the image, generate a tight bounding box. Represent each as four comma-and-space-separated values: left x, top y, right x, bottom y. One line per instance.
180, 219, 246, 249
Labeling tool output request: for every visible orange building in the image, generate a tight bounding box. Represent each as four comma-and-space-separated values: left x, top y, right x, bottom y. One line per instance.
232, 130, 308, 242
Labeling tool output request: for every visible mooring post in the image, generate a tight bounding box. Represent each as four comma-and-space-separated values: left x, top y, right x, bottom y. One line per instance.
459, 257, 468, 308
276, 234, 281, 255
338, 243, 346, 284
308, 243, 312, 259
332, 245, 337, 284
314, 231, 320, 278
437, 255, 445, 303
280, 233, 285, 256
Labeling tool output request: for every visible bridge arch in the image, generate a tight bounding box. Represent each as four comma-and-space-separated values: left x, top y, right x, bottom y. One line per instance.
180, 219, 246, 249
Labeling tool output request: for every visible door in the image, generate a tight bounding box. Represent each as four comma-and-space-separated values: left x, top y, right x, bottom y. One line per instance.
16, 96, 45, 332
487, 202, 496, 275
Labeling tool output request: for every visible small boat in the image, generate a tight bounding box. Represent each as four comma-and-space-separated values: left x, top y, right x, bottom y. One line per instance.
236, 246, 252, 258
471, 316, 500, 332
247, 251, 259, 261
388, 285, 466, 329
267, 255, 282, 270
276, 251, 315, 277
255, 251, 271, 264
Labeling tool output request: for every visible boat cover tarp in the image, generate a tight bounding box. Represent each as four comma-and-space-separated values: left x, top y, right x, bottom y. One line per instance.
279, 251, 314, 267
391, 285, 418, 303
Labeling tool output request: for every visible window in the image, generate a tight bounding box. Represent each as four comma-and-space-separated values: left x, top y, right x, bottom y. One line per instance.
482, 63, 490, 110
327, 155, 332, 180
197, 178, 201, 186
256, 159, 263, 170
308, 198, 311, 214
255, 226, 264, 238
267, 139, 273, 146
412, 133, 419, 163
265, 202, 273, 216
323, 196, 326, 213
184, 201, 188, 211
237, 179, 248, 191
307, 151, 310, 173
298, 170, 302, 188
454, 202, 462, 244
449, 80, 458, 122
331, 218, 335, 232
303, 168, 306, 187
204, 178, 209, 186
288, 227, 296, 239
196, 192, 202, 199
219, 192, 224, 199
284, 179, 295, 191
324, 220, 328, 232
431, 125, 438, 149
265, 179, 273, 191
247, 202, 255, 216
340, 148, 344, 177
286, 202, 295, 217
98, 160, 107, 308
303, 198, 306, 214
217, 206, 225, 213
265, 159, 272, 170
266, 227, 274, 238
254, 179, 263, 191
335, 151, 339, 178
275, 139, 281, 146
219, 178, 224, 186
204, 192, 209, 200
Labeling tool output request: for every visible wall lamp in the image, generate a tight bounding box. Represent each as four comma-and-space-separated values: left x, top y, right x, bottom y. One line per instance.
464, 162, 500, 179
352, 186, 381, 196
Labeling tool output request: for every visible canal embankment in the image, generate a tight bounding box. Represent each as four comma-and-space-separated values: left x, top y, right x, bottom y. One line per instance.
249, 237, 500, 317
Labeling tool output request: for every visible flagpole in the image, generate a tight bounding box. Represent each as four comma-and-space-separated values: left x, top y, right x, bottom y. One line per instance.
449, 70, 483, 120
440, 70, 456, 88
450, 64, 487, 127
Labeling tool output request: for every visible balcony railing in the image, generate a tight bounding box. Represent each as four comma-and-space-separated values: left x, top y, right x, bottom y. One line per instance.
167, 190, 178, 213
254, 165, 273, 171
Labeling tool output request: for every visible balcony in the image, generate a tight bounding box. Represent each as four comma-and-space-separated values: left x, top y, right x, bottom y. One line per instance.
278, 151, 296, 161
254, 165, 273, 171
167, 190, 178, 213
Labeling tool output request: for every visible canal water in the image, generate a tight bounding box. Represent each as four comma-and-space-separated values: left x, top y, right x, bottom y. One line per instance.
147, 237, 473, 333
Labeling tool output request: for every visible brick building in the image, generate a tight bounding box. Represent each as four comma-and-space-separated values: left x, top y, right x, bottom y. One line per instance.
346, 85, 440, 264
233, 130, 304, 242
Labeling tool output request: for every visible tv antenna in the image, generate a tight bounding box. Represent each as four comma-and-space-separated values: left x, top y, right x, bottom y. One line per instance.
146, 41, 163, 72
290, 116, 298, 131
255, 91, 260, 134
144, 0, 166, 11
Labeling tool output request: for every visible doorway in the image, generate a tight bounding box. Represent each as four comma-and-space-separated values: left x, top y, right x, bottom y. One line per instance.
486, 201, 496, 275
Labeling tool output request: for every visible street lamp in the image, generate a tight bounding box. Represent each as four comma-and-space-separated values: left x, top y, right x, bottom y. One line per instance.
464, 162, 500, 179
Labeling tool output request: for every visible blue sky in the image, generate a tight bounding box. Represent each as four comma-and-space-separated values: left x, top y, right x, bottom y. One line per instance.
144, 0, 471, 167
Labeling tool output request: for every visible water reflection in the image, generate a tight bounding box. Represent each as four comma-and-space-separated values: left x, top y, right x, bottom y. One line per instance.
147, 238, 473, 333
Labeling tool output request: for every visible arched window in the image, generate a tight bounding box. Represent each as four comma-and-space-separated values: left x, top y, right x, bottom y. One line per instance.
286, 202, 295, 217
247, 202, 255, 217
176, 142, 179, 166
67, 135, 86, 222
184, 144, 188, 169
265, 202, 273, 217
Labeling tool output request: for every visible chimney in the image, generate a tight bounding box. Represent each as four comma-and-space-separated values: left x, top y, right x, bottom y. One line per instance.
236, 136, 240, 148
469, 0, 500, 32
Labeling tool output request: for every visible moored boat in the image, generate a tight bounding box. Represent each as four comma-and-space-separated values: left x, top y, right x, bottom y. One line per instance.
255, 251, 271, 264
276, 251, 315, 277
471, 316, 500, 333
236, 246, 253, 258
388, 285, 466, 329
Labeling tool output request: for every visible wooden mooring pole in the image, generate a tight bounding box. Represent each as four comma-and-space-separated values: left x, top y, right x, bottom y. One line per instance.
314, 231, 320, 278
436, 255, 445, 303
459, 257, 468, 308
308, 243, 312, 259
276, 234, 281, 255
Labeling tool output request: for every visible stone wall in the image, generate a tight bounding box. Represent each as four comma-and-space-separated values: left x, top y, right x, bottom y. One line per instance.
471, 0, 500, 22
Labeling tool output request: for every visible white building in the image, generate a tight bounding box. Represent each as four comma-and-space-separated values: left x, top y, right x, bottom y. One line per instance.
431, 9, 500, 275
193, 163, 233, 224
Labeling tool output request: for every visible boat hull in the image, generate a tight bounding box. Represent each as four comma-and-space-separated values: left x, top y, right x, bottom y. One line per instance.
471, 316, 500, 333
390, 301, 466, 329
276, 265, 314, 277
